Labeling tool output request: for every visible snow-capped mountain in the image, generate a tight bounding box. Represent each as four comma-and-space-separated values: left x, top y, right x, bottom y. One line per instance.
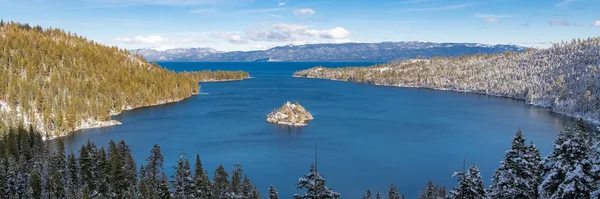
132, 42, 527, 62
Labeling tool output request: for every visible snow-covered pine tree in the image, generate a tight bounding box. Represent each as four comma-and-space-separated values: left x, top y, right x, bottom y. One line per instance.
171, 153, 195, 199
145, 144, 165, 193
539, 121, 598, 198
250, 185, 261, 199
108, 140, 126, 197
118, 140, 137, 196
451, 163, 485, 199
293, 164, 340, 199
524, 141, 543, 197
139, 164, 157, 198
592, 127, 600, 198
66, 152, 79, 198
268, 184, 280, 199
27, 169, 42, 198
363, 189, 372, 199
376, 189, 381, 199
213, 164, 230, 198
388, 184, 400, 199
466, 165, 485, 198
194, 154, 212, 199
159, 172, 171, 199
419, 180, 447, 199
48, 152, 65, 198
0, 158, 6, 198
79, 143, 94, 193
230, 163, 243, 196
489, 130, 540, 199
241, 174, 254, 197
96, 147, 109, 198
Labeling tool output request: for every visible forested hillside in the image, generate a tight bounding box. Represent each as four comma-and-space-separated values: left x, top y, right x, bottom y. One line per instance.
294, 38, 600, 123
0, 21, 199, 137
183, 70, 250, 82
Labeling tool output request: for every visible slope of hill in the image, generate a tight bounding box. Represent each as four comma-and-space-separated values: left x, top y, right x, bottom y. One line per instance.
294, 38, 600, 123
133, 42, 527, 62
0, 22, 200, 137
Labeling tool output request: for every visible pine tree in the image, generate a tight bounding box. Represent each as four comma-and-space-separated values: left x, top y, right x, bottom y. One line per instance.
212, 164, 230, 198
388, 184, 400, 199
293, 164, 340, 199
108, 140, 126, 197
230, 163, 243, 195
96, 147, 109, 198
419, 180, 446, 199
118, 140, 137, 196
376, 189, 381, 199
466, 165, 485, 198
489, 130, 540, 199
159, 172, 172, 199
250, 185, 261, 199
241, 174, 254, 197
450, 164, 485, 199
66, 152, 79, 198
194, 154, 211, 199
268, 184, 280, 199
539, 122, 598, 198
172, 153, 195, 198
363, 189, 372, 199
79, 144, 94, 192
28, 170, 42, 198
145, 144, 164, 194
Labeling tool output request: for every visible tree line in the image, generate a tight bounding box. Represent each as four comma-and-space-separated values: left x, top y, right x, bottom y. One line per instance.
294, 38, 600, 123
182, 70, 250, 82
0, 120, 598, 198
0, 21, 200, 137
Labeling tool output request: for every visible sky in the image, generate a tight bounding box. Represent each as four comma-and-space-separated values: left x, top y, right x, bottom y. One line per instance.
1, 0, 599, 51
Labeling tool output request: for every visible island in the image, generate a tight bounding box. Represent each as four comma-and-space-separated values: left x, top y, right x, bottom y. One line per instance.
266, 101, 314, 126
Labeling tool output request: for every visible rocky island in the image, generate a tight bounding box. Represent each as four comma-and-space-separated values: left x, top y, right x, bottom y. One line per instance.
266, 101, 314, 126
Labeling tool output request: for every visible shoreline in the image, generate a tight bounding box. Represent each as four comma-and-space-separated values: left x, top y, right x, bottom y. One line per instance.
293, 75, 600, 125
198, 77, 251, 83
48, 77, 252, 140
43, 94, 197, 140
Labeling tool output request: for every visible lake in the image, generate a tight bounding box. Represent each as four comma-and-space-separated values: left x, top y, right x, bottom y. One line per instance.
62, 62, 574, 198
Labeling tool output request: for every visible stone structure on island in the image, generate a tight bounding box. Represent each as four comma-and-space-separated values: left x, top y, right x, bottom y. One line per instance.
266, 101, 314, 126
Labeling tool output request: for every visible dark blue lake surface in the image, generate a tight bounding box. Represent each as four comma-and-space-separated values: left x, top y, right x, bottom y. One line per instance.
63, 62, 574, 198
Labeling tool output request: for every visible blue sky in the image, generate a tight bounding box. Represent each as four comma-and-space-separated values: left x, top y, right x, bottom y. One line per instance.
1, 0, 599, 51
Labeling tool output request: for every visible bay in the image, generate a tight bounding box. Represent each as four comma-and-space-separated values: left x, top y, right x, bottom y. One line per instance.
63, 62, 573, 198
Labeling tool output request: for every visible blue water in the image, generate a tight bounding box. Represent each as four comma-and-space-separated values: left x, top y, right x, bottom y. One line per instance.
63, 62, 574, 198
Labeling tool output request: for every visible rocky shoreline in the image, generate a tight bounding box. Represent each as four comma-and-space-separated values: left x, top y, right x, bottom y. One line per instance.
293, 62, 600, 124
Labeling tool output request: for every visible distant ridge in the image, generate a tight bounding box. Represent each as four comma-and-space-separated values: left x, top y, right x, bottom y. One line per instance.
132, 42, 527, 62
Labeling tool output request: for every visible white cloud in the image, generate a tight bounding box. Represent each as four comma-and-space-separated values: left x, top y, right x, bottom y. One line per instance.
189, 8, 218, 14
475, 13, 513, 23
555, 0, 581, 7
549, 20, 577, 26
593, 20, 600, 27
214, 31, 249, 44
245, 23, 351, 42
87, 0, 250, 6
294, 8, 316, 16
117, 35, 168, 44
407, 4, 474, 11
116, 35, 202, 45
278, 2, 286, 7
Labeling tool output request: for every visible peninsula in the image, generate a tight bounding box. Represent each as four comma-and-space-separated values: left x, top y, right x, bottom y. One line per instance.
266, 102, 314, 126
294, 38, 600, 123
183, 70, 250, 82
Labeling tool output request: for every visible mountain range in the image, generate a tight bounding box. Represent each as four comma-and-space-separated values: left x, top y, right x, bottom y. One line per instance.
132, 42, 528, 62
